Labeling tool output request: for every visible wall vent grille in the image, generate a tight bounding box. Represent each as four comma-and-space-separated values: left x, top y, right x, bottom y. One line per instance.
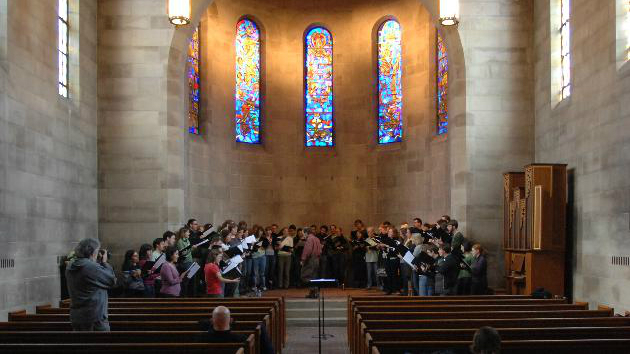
0, 259, 15, 269
611, 256, 630, 266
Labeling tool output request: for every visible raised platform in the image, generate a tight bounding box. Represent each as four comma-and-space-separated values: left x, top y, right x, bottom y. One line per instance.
262, 287, 387, 299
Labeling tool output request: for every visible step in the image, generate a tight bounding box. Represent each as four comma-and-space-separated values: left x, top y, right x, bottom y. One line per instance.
286, 308, 346, 318
286, 317, 347, 327
286, 299, 346, 310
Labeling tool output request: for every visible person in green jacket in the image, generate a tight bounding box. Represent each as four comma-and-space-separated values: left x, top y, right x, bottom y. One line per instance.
176, 227, 196, 296
448, 219, 465, 251
456, 241, 474, 295
176, 227, 195, 266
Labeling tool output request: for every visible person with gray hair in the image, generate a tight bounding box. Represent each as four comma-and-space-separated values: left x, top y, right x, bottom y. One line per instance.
65, 238, 116, 331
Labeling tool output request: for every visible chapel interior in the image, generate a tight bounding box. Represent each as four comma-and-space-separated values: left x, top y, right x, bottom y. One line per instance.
0, 0, 629, 352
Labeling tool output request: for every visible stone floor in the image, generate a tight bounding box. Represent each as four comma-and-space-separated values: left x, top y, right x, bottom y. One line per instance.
264, 287, 380, 353
282, 326, 349, 354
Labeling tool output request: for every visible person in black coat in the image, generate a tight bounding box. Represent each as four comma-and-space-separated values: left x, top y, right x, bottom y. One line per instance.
330, 228, 349, 285
350, 220, 368, 288
436, 244, 459, 295
471, 243, 488, 295
380, 227, 401, 295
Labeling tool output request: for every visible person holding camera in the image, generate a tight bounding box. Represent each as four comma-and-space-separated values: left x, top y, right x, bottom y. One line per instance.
65, 238, 116, 331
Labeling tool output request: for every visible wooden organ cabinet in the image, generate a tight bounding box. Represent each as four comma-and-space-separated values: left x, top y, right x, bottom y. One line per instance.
503, 164, 567, 296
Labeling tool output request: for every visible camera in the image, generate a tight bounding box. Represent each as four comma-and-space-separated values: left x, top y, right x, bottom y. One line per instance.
97, 249, 112, 263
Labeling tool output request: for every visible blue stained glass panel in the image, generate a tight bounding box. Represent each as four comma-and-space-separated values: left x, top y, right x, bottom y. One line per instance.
378, 20, 402, 144
188, 26, 200, 134
437, 31, 448, 135
305, 27, 333, 147
235, 19, 261, 143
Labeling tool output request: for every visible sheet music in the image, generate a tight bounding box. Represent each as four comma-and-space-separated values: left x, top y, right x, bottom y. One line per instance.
365, 238, 378, 247
309, 278, 338, 283
152, 253, 166, 271
244, 235, 256, 244
221, 255, 243, 274
402, 251, 415, 267
186, 262, 200, 279
194, 239, 210, 247
201, 227, 213, 238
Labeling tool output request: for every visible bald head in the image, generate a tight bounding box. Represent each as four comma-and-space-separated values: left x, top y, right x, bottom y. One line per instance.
212, 306, 231, 331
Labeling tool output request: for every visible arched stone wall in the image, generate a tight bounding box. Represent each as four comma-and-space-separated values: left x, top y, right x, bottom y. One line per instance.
98, 0, 536, 289
164, 0, 468, 232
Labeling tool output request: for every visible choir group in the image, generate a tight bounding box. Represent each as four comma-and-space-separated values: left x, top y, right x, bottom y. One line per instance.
87, 215, 488, 298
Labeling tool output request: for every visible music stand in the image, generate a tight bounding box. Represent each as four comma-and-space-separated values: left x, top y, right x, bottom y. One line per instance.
308, 278, 338, 354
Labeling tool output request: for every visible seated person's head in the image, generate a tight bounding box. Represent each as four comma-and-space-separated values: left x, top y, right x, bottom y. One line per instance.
470, 326, 501, 354
212, 306, 231, 331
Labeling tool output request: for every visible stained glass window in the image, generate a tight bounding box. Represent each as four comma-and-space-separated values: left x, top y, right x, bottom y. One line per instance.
626, 0, 630, 62
560, 0, 571, 100
305, 27, 333, 147
58, 0, 68, 98
188, 26, 200, 134
378, 20, 402, 144
437, 32, 448, 135
235, 19, 261, 144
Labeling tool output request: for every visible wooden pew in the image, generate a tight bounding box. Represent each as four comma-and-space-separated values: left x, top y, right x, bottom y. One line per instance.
8, 310, 278, 354
370, 338, 630, 354
348, 296, 629, 354
35, 305, 279, 352
60, 297, 286, 346
352, 309, 612, 354
0, 320, 261, 331
355, 317, 630, 354
0, 343, 248, 354
346, 296, 570, 347
362, 327, 630, 354
0, 331, 258, 354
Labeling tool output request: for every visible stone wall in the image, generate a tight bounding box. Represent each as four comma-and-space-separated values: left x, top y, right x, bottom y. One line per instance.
98, 0, 179, 255
453, 0, 535, 287
534, 0, 630, 311
0, 0, 98, 320
97, 0, 535, 289
187, 0, 448, 233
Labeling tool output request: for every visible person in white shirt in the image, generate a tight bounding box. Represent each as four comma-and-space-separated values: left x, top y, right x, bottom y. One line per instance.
276, 228, 294, 289
151, 238, 166, 262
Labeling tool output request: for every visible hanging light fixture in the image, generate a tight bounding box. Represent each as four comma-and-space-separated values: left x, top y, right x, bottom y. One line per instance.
167, 0, 191, 26
439, 0, 460, 26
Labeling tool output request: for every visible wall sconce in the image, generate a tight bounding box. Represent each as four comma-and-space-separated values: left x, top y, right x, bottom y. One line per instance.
439, 0, 460, 26
168, 0, 191, 26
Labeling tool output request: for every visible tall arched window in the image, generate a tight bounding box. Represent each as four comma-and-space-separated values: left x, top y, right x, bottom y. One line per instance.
436, 31, 448, 135
305, 27, 333, 147
559, 0, 571, 100
188, 26, 200, 134
58, 0, 69, 98
377, 20, 402, 144
616, 0, 630, 67
235, 19, 261, 144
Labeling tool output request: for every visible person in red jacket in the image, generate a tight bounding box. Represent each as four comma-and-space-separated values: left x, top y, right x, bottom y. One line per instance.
300, 227, 322, 298
204, 249, 239, 297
